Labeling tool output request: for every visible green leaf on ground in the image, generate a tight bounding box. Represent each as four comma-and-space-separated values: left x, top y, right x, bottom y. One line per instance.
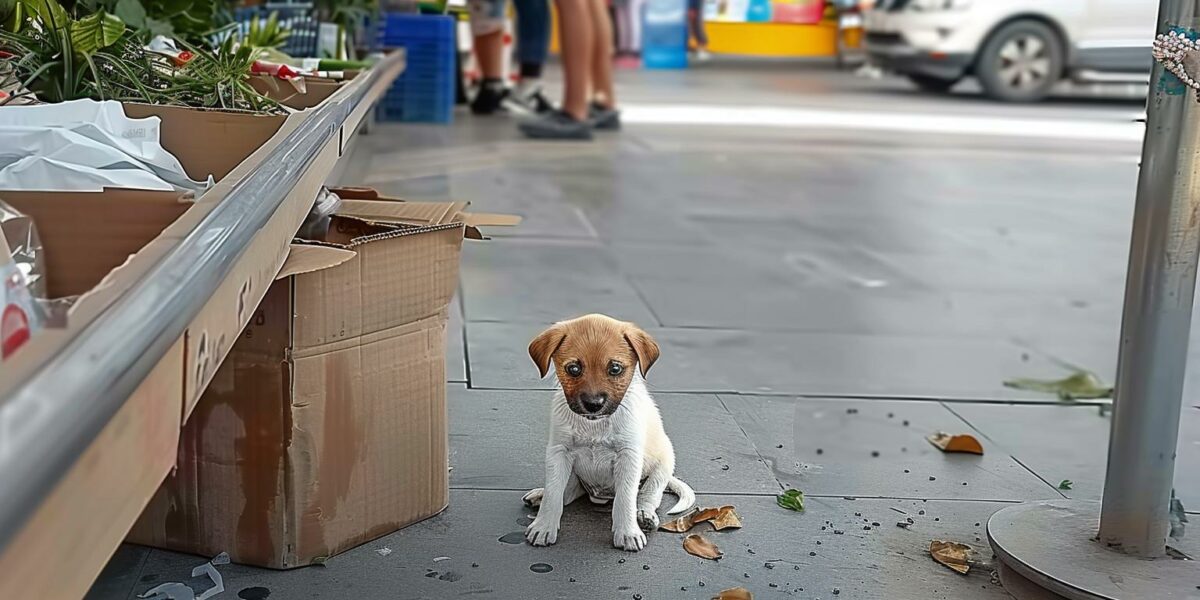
776, 489, 804, 512
1058, 480, 1073, 490
1004, 370, 1113, 402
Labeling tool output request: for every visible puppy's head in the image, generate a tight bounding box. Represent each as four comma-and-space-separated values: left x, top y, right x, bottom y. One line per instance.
529, 314, 660, 420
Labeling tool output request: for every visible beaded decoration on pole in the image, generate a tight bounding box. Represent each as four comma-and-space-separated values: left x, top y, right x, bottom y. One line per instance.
1153, 30, 1200, 97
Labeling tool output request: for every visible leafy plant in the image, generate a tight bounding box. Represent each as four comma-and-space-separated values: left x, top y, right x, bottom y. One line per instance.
0, 0, 137, 102
776, 488, 804, 512
242, 11, 287, 50
314, 0, 376, 59
81, 0, 232, 41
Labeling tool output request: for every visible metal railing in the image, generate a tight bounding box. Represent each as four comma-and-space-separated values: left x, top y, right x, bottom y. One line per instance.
0, 51, 402, 552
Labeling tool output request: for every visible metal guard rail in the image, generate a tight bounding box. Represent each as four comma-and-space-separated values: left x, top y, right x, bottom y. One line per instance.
0, 53, 401, 552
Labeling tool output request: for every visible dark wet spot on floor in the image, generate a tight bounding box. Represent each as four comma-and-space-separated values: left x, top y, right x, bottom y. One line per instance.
438, 571, 463, 582
530, 563, 554, 573
238, 587, 271, 600
499, 531, 525, 544
140, 574, 159, 583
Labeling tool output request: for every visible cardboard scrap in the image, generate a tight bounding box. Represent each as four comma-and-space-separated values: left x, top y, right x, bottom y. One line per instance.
927, 432, 984, 455
713, 587, 752, 600
929, 540, 972, 575
683, 534, 723, 560
660, 505, 743, 533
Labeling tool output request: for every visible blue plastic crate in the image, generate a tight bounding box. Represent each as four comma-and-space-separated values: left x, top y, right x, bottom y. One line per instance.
376, 13, 456, 123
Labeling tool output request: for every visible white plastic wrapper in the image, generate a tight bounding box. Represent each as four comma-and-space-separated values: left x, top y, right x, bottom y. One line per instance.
0, 200, 44, 298
0, 99, 211, 192
297, 188, 342, 240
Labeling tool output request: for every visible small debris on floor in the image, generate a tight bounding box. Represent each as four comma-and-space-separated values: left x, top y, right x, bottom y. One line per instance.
1058, 479, 1074, 490
139, 553, 226, 600
530, 563, 554, 573
1170, 492, 1188, 539
930, 540, 973, 575
660, 505, 744, 532
927, 432, 984, 455
1004, 370, 1113, 401
376, 547, 392, 557
684, 534, 723, 560
433, 556, 450, 562
713, 586, 752, 600
777, 489, 804, 512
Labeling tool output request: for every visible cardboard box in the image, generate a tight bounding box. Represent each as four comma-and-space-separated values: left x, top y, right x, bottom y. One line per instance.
122, 103, 289, 182
128, 192, 517, 568
249, 74, 352, 110
0, 189, 192, 300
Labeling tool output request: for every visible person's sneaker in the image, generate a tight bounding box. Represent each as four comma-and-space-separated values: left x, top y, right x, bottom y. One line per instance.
589, 102, 621, 131
695, 48, 712, 62
471, 82, 509, 115
502, 83, 555, 116
518, 109, 593, 140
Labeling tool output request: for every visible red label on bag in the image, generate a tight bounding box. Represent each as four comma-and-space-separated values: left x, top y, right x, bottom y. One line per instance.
1, 303, 30, 359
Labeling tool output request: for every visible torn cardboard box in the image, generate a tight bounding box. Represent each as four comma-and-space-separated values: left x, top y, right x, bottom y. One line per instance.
249, 74, 353, 110
129, 192, 517, 568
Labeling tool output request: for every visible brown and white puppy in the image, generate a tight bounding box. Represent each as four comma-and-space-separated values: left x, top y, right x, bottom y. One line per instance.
522, 314, 695, 551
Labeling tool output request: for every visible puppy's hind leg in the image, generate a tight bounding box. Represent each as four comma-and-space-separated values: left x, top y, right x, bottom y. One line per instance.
636, 465, 671, 532
523, 475, 585, 508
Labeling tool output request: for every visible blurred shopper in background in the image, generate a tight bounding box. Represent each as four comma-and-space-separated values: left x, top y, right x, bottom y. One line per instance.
688, 0, 710, 61
613, 0, 646, 63
520, 0, 620, 140
468, 0, 554, 116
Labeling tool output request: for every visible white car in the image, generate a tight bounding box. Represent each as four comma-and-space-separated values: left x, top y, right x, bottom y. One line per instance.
864, 0, 1157, 101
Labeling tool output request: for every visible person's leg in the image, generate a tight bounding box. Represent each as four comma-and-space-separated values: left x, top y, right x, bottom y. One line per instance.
688, 0, 710, 57
556, 0, 593, 121
629, 0, 644, 56
468, 0, 510, 114
587, 0, 616, 109
511, 0, 550, 82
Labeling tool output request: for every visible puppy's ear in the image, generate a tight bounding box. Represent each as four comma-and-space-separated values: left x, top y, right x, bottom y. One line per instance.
624, 326, 660, 377
529, 324, 567, 379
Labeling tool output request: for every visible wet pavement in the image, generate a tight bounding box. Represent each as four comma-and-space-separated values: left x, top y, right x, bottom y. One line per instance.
88, 64, 1200, 599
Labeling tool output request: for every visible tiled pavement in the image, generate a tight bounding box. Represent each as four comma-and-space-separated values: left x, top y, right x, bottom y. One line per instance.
88, 66, 1200, 599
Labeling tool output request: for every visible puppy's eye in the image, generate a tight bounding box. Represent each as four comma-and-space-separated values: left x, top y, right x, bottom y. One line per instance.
565, 363, 583, 377
608, 362, 624, 377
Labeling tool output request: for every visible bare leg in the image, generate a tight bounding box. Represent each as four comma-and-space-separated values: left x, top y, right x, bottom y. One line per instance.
587, 0, 617, 108
474, 29, 505, 79
554, 0, 594, 120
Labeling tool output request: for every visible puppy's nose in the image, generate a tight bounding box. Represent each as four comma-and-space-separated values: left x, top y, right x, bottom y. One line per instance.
580, 393, 607, 413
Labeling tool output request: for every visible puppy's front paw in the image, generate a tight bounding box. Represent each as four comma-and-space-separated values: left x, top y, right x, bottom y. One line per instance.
637, 509, 660, 532
525, 518, 559, 546
523, 488, 544, 508
613, 526, 647, 552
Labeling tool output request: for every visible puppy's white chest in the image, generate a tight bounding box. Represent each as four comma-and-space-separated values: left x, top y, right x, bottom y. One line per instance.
569, 444, 619, 499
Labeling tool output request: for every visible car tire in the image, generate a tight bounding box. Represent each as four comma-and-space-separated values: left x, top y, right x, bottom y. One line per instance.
976, 19, 1064, 102
907, 74, 958, 93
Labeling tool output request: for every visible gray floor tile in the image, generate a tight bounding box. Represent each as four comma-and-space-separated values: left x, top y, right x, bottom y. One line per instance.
467, 321, 1070, 400
83, 544, 148, 600
460, 240, 658, 325
100, 492, 1015, 600
448, 387, 779, 495
949, 402, 1200, 513
719, 395, 1059, 501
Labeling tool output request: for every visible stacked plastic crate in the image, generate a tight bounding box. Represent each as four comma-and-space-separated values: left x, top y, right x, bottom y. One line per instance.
378, 14, 456, 123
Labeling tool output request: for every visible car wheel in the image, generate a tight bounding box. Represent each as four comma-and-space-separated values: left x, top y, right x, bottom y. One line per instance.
976, 20, 1064, 102
907, 74, 958, 93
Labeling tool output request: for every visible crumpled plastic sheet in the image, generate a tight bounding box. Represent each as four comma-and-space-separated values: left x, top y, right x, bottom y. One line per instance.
138, 553, 227, 600
296, 188, 342, 241
0, 200, 45, 299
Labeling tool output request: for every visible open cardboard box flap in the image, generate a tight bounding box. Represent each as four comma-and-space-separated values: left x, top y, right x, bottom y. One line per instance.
276, 192, 520, 278
330, 187, 521, 239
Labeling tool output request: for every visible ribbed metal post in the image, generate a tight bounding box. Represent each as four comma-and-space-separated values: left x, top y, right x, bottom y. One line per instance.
1099, 0, 1200, 558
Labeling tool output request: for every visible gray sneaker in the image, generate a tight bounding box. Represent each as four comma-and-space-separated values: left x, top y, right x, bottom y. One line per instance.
518, 109, 594, 140
589, 102, 621, 131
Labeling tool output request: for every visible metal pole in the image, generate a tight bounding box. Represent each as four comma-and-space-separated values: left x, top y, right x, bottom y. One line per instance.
1099, 0, 1200, 558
